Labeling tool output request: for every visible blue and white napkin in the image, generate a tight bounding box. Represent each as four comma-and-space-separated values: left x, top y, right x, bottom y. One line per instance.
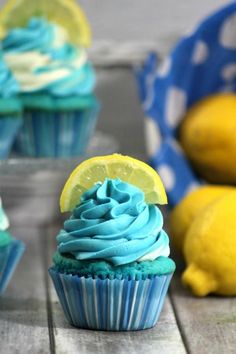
137, 3, 236, 206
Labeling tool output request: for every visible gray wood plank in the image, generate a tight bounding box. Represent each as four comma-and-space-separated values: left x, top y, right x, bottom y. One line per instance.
46, 226, 186, 354
170, 273, 236, 354
96, 68, 146, 159
83, 0, 226, 42
0, 0, 227, 45
0, 226, 50, 354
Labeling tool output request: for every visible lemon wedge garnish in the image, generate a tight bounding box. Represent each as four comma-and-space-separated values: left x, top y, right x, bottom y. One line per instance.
60, 154, 167, 212
0, 0, 91, 46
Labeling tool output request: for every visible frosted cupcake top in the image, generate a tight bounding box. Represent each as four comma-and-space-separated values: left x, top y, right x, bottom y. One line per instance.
57, 178, 170, 266
0, 56, 20, 98
2, 17, 95, 96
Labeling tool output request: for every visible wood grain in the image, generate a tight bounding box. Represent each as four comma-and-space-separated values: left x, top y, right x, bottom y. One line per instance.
170, 273, 236, 354
50, 294, 187, 354
1, 204, 236, 354
0, 226, 50, 354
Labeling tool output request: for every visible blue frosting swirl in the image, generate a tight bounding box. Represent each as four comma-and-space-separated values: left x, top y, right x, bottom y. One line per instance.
2, 17, 55, 53
2, 18, 95, 96
57, 178, 170, 266
0, 58, 19, 98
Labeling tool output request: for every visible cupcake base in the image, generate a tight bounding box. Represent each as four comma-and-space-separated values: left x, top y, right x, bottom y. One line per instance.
49, 268, 173, 331
0, 239, 25, 295
0, 115, 22, 159
15, 105, 99, 158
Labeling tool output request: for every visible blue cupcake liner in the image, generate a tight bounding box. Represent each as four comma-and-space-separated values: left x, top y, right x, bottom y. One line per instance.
0, 239, 25, 295
0, 115, 22, 159
14, 103, 100, 158
49, 268, 173, 331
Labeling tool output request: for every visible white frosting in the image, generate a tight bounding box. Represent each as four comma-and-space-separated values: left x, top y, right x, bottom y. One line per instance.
138, 243, 170, 262
0, 198, 9, 231
4, 49, 87, 92
52, 25, 69, 48
4, 52, 50, 70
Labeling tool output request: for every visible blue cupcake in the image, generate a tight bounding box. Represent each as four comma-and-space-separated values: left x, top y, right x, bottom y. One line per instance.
0, 55, 22, 159
49, 176, 175, 331
0, 198, 25, 295
3, 18, 99, 158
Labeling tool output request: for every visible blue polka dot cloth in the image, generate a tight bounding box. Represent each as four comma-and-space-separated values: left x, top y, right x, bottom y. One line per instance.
137, 3, 236, 207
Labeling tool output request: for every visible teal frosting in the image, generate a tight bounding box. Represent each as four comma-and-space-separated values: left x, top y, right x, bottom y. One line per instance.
20, 93, 98, 111
53, 251, 176, 280
0, 58, 20, 99
0, 55, 21, 112
57, 178, 170, 266
2, 17, 56, 52
0, 231, 12, 247
2, 17, 95, 97
0, 97, 22, 114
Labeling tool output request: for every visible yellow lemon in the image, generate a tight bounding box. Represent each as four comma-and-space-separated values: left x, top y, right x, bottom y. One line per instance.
60, 154, 167, 212
0, 0, 91, 46
182, 190, 236, 296
169, 185, 234, 254
179, 94, 236, 183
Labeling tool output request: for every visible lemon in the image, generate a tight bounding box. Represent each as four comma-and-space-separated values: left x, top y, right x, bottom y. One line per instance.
0, 0, 91, 46
179, 94, 236, 183
169, 185, 234, 254
60, 154, 167, 212
182, 190, 236, 296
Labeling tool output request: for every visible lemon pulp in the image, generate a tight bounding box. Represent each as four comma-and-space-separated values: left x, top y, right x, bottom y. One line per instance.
60, 154, 167, 212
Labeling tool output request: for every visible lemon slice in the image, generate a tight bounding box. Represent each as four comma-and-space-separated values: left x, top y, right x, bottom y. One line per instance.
0, 0, 91, 47
60, 154, 167, 212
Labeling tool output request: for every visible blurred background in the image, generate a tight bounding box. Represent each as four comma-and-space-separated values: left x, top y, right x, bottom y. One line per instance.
0, 0, 231, 223
0, 0, 227, 157
80, 0, 228, 157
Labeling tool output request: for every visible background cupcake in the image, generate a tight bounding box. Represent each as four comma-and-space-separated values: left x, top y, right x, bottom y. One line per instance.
0, 197, 25, 295
1, 1, 99, 158
49, 154, 175, 331
0, 54, 22, 159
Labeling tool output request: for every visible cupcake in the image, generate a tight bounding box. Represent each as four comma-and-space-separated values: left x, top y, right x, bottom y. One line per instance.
0, 198, 25, 294
2, 1, 99, 157
0, 54, 22, 159
49, 154, 175, 330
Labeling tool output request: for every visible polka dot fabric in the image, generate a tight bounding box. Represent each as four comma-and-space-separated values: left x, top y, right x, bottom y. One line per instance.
137, 3, 236, 206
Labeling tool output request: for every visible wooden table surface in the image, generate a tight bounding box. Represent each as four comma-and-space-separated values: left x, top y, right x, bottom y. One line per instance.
1, 66, 236, 353
1, 193, 236, 354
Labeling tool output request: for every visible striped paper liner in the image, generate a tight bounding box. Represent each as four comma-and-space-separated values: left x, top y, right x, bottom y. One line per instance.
0, 239, 25, 295
49, 268, 173, 331
15, 104, 99, 157
0, 115, 22, 159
